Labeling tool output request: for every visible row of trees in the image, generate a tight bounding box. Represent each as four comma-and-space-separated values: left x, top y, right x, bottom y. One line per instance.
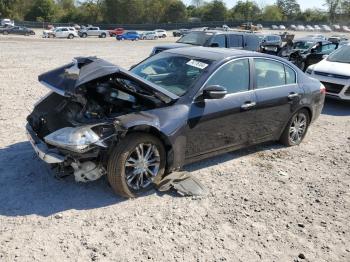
0, 0, 349, 24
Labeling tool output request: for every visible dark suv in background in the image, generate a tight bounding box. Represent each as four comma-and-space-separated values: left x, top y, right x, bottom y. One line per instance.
151, 30, 261, 55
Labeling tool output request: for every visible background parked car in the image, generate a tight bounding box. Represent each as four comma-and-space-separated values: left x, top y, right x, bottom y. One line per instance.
306, 44, 350, 100
333, 24, 341, 31
342, 25, 350, 32
173, 29, 189, 37
297, 25, 306, 31
0, 18, 14, 27
290, 25, 297, 31
142, 31, 158, 40
79, 26, 107, 38
117, 31, 140, 41
108, 27, 124, 37
328, 34, 348, 44
155, 29, 167, 38
0, 26, 35, 36
260, 34, 282, 55
314, 25, 321, 31
321, 25, 332, 32
151, 30, 261, 55
271, 25, 279, 30
286, 38, 338, 71
44, 27, 78, 39
306, 25, 314, 31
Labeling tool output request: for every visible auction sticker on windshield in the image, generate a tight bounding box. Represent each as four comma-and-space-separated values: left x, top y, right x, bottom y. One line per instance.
186, 60, 208, 70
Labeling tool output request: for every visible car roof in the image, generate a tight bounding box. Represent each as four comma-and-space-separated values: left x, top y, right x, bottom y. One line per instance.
295, 38, 330, 44
164, 46, 261, 61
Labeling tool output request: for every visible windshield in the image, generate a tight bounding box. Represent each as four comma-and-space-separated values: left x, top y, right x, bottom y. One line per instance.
293, 41, 315, 50
327, 45, 350, 63
131, 53, 211, 96
177, 31, 214, 46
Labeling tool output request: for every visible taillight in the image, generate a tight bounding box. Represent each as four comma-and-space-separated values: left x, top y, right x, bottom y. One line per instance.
320, 83, 326, 94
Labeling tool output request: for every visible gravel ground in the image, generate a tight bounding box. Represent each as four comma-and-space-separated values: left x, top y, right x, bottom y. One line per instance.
0, 31, 349, 262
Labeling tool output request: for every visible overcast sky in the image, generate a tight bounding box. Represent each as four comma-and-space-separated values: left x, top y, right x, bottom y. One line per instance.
182, 0, 325, 10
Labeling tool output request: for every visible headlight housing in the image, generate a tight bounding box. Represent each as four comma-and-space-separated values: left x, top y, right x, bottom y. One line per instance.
44, 126, 101, 153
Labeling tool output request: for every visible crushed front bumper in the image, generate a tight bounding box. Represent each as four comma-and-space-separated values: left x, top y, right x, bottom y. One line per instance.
26, 123, 65, 164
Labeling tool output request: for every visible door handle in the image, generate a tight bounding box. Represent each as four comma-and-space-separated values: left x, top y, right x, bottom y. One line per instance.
288, 92, 299, 99
241, 101, 256, 110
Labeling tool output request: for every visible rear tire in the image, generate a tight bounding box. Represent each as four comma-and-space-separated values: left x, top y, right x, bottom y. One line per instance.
68, 34, 74, 39
280, 109, 310, 146
101, 33, 106, 38
3, 31, 8, 35
107, 133, 166, 198
81, 33, 87, 38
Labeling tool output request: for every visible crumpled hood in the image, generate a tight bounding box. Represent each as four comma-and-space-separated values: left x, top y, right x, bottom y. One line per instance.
38, 57, 178, 103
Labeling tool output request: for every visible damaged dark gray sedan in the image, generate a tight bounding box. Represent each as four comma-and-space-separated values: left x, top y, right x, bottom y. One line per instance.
26, 47, 325, 198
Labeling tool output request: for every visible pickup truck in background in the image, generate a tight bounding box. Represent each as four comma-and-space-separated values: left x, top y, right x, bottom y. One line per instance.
78, 26, 108, 38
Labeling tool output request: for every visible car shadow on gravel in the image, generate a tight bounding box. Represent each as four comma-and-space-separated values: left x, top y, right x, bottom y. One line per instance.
0, 141, 125, 217
322, 98, 350, 116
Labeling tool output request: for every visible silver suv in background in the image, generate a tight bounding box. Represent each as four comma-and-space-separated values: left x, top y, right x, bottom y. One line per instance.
78, 26, 107, 38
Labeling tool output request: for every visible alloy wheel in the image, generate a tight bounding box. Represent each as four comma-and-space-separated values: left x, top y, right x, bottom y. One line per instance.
125, 143, 160, 191
289, 113, 307, 144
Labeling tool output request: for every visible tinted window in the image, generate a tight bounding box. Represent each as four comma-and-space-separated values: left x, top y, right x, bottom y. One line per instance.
285, 65, 296, 84
245, 34, 260, 50
321, 43, 337, 54
131, 53, 211, 96
62, 28, 68, 31
228, 35, 243, 48
255, 59, 285, 88
177, 31, 214, 46
327, 45, 350, 63
206, 59, 250, 94
211, 35, 226, 47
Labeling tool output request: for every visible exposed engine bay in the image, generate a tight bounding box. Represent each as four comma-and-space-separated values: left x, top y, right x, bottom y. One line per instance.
28, 78, 158, 139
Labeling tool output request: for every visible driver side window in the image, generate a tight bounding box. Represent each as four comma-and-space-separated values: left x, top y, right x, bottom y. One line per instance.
206, 59, 250, 94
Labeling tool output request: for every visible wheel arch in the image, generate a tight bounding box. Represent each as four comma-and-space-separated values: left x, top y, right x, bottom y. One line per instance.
279, 106, 313, 138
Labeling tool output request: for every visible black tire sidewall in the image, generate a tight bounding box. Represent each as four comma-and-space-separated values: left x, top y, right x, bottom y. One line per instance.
107, 133, 166, 198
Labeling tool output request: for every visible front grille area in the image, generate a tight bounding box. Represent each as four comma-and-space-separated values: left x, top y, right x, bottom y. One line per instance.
315, 71, 350, 80
321, 81, 345, 94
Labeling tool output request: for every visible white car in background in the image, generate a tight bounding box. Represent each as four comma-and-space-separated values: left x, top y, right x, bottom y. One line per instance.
155, 29, 167, 38
321, 25, 332, 32
306, 44, 350, 100
297, 25, 305, 31
306, 25, 314, 31
314, 25, 321, 31
142, 31, 158, 40
1, 18, 14, 27
43, 27, 78, 39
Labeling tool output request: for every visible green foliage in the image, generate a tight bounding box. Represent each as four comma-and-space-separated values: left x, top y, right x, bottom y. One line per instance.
230, 1, 261, 20
201, 0, 226, 21
0, 0, 349, 24
261, 5, 283, 21
276, 0, 301, 20
25, 0, 57, 22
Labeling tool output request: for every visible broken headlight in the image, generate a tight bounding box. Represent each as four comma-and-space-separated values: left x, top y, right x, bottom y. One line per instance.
44, 126, 101, 153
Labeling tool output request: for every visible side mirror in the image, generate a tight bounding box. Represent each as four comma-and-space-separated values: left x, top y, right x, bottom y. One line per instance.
202, 85, 227, 100
210, 43, 219, 47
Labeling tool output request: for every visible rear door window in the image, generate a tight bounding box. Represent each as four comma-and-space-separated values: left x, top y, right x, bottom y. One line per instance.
228, 35, 243, 48
254, 59, 286, 88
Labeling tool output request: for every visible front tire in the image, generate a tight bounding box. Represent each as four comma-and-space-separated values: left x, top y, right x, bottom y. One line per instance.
68, 34, 74, 39
107, 133, 166, 198
280, 109, 310, 146
101, 33, 106, 38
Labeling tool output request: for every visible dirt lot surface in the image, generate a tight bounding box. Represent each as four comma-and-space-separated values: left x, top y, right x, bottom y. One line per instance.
0, 31, 349, 262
